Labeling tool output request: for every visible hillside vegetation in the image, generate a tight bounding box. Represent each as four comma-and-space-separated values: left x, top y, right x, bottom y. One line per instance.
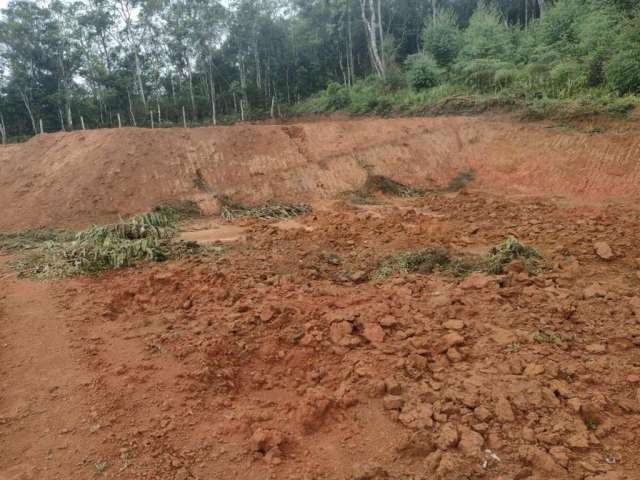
0, 0, 638, 143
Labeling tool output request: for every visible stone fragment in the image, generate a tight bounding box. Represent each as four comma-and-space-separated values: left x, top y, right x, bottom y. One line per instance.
594, 241, 613, 260
434, 333, 464, 354
443, 320, 464, 330
459, 272, 494, 290
383, 395, 404, 411
495, 396, 515, 423
458, 428, 484, 456
474, 406, 492, 422
363, 323, 385, 344
435, 423, 459, 450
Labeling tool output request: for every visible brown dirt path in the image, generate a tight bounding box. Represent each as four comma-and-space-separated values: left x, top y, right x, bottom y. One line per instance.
0, 257, 99, 480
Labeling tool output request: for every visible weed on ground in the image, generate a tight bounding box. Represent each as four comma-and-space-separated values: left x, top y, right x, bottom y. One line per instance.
0, 228, 75, 252
219, 197, 311, 221
2, 207, 208, 280
374, 237, 542, 279
485, 236, 542, 274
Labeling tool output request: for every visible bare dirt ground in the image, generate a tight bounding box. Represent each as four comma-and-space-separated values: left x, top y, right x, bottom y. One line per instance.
1, 114, 640, 231
2, 116, 640, 480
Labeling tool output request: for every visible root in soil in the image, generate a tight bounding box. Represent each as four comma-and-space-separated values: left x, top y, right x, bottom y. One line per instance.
219, 197, 312, 221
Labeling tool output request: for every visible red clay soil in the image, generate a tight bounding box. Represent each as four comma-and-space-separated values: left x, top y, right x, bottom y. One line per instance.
2, 115, 640, 231
2, 116, 640, 480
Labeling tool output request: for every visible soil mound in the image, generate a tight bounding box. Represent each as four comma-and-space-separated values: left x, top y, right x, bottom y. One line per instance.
1, 116, 640, 231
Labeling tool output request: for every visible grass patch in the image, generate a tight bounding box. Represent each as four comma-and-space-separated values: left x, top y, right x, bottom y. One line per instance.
219, 197, 311, 220
0, 228, 75, 252
485, 236, 542, 274
4, 209, 205, 280
374, 237, 541, 279
375, 247, 453, 278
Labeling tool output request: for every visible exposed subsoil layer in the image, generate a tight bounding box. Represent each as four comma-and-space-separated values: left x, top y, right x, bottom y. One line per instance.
2, 114, 640, 231
2, 116, 640, 480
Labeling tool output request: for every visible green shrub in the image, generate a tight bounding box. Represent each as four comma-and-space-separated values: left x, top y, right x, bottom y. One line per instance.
455, 59, 515, 92
422, 9, 463, 67
549, 61, 587, 95
324, 81, 350, 110
459, 3, 513, 62
535, 0, 582, 53
494, 67, 518, 88
405, 54, 443, 91
606, 49, 640, 94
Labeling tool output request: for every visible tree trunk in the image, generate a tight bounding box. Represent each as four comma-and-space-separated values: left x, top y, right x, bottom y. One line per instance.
18, 88, 37, 135
187, 59, 196, 121
359, 0, 385, 80
127, 88, 137, 127
0, 113, 6, 144
432, 0, 437, 20
134, 51, 147, 108
347, 0, 354, 86
66, 104, 73, 130
210, 62, 217, 126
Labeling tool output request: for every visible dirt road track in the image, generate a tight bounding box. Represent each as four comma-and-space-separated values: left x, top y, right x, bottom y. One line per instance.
0, 265, 86, 479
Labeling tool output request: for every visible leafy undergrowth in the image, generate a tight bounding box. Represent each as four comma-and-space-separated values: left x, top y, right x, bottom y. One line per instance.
2, 202, 207, 280
375, 237, 542, 279
219, 197, 312, 221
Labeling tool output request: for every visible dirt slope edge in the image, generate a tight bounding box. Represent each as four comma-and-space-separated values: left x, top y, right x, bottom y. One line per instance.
1, 116, 640, 231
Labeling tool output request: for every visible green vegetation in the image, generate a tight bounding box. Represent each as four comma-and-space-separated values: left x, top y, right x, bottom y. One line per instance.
296, 1, 640, 119
485, 236, 542, 274
219, 197, 312, 221
376, 247, 453, 279
375, 237, 542, 279
2, 206, 205, 280
0, 228, 75, 252
1, 1, 638, 140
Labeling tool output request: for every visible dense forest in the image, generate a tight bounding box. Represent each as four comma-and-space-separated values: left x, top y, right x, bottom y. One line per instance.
0, 0, 638, 141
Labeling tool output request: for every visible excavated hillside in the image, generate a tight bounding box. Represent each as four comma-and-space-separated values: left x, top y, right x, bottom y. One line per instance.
2, 115, 640, 480
1, 115, 640, 231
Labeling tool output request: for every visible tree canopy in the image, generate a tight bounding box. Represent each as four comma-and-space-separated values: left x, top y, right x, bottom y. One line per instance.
0, 0, 638, 140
